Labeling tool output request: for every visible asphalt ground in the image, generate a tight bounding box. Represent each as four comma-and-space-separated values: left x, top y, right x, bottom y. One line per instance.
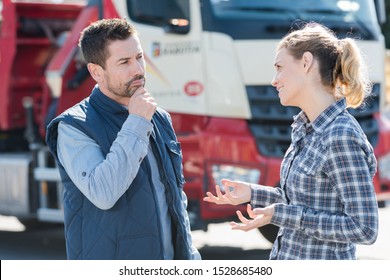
0, 204, 389, 260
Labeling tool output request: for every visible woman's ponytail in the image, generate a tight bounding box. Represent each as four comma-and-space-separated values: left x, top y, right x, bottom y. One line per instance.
334, 38, 372, 108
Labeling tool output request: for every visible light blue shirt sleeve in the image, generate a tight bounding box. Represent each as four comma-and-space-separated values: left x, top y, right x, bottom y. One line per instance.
57, 115, 153, 210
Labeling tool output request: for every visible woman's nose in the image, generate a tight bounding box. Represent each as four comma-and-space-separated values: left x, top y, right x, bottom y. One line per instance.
271, 77, 277, 87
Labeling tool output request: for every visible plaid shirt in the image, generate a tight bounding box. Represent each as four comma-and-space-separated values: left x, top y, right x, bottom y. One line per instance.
251, 98, 378, 259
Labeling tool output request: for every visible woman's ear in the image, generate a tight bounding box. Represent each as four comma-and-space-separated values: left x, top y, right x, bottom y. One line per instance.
302, 51, 313, 73
87, 63, 104, 83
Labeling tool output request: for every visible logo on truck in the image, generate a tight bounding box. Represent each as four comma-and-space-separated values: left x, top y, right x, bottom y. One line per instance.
151, 41, 200, 57
184, 81, 204, 96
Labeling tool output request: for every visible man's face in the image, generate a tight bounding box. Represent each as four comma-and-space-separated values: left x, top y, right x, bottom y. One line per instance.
102, 35, 146, 100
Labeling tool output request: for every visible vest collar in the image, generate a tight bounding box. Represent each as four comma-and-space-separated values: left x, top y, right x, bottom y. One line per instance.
90, 85, 128, 115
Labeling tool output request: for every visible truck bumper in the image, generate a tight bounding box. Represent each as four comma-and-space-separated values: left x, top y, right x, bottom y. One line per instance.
0, 153, 32, 217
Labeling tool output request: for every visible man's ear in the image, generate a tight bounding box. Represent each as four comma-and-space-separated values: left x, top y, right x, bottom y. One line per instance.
87, 63, 104, 83
302, 51, 313, 73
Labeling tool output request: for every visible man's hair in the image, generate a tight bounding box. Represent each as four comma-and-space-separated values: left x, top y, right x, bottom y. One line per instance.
79, 18, 138, 69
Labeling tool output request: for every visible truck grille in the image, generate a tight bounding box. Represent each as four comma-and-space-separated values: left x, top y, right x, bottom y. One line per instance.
247, 84, 380, 158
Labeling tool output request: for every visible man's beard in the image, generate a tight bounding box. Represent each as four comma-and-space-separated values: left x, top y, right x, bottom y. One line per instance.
109, 74, 146, 98
125, 74, 146, 97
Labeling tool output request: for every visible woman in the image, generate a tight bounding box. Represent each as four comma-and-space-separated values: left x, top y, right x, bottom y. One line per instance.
204, 22, 379, 260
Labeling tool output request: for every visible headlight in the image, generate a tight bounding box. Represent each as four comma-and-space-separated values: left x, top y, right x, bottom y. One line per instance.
378, 153, 390, 181
211, 164, 261, 191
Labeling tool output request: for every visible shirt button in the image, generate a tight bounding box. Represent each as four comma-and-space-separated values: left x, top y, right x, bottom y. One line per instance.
147, 131, 151, 137
139, 157, 143, 162
82, 171, 86, 177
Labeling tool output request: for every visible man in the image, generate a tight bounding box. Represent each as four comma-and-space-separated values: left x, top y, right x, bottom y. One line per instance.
46, 18, 200, 260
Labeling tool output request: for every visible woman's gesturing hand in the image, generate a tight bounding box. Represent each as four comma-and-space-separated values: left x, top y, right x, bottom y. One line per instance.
230, 204, 275, 232
203, 179, 251, 206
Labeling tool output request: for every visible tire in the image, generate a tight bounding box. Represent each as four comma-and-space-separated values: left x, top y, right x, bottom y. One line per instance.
18, 218, 61, 231
258, 224, 279, 243
378, 201, 386, 208
18, 218, 41, 230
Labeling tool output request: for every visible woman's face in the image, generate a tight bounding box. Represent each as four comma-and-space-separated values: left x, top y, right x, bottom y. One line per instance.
271, 47, 306, 108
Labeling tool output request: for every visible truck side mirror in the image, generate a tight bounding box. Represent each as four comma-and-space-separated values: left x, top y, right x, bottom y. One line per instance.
164, 18, 190, 34
374, 0, 386, 25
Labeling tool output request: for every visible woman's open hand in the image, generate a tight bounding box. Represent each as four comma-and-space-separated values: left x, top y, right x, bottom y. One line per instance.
230, 204, 275, 232
203, 179, 251, 206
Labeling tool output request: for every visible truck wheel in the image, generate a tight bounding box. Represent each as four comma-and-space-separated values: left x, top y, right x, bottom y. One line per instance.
18, 218, 42, 230
18, 218, 60, 231
258, 224, 279, 243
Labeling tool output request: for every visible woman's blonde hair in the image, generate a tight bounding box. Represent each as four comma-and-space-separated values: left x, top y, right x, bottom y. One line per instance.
278, 22, 372, 108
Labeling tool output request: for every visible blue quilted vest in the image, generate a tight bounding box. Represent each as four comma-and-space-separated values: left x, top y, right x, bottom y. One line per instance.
46, 87, 192, 259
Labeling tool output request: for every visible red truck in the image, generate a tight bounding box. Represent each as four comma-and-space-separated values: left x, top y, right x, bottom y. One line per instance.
1, 0, 390, 242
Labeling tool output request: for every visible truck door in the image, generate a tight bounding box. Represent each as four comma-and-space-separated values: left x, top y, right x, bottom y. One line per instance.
119, 0, 206, 115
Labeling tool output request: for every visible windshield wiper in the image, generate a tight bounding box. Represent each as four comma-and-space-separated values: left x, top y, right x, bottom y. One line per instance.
221, 6, 302, 22
297, 8, 344, 15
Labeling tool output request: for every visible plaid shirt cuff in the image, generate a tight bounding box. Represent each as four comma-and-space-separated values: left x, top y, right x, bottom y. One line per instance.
250, 185, 279, 207
271, 203, 304, 230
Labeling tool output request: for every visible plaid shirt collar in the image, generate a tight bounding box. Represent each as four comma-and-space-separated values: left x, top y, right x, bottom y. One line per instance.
291, 98, 347, 144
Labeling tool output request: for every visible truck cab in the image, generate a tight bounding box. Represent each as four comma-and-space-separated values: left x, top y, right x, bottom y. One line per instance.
107, 0, 390, 239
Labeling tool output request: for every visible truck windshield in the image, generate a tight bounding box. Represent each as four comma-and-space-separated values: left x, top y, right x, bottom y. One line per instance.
202, 0, 381, 40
